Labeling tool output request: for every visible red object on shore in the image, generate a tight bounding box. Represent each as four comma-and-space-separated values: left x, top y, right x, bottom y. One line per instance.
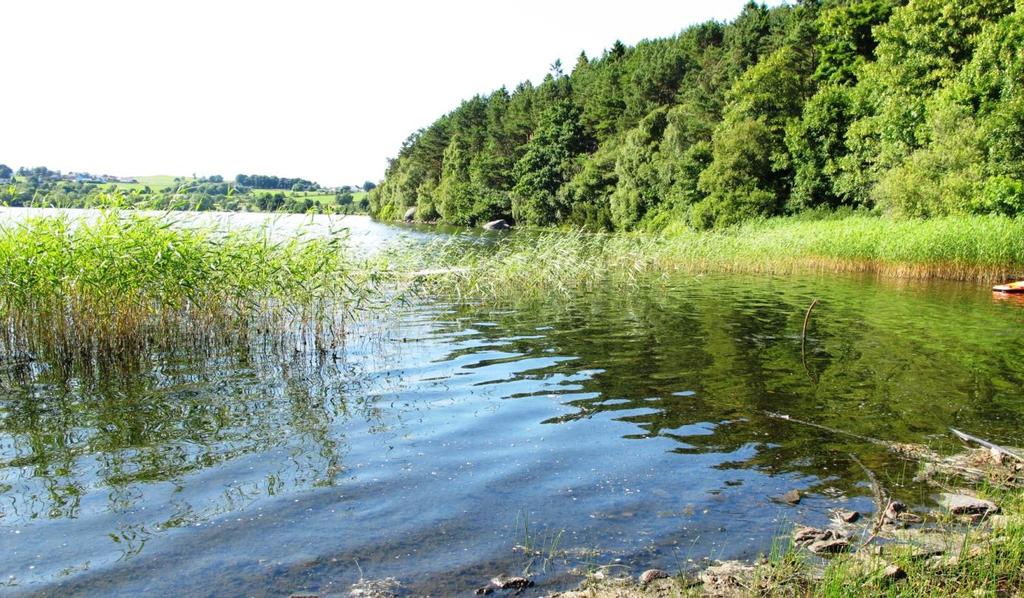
992, 280, 1024, 293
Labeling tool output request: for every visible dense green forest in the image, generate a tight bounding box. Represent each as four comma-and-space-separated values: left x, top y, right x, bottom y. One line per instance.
369, 0, 1024, 230
0, 168, 371, 214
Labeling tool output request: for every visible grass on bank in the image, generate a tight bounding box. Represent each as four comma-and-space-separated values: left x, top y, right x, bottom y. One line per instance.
401, 213, 1024, 302
817, 491, 1024, 597
748, 485, 1024, 598
0, 208, 383, 368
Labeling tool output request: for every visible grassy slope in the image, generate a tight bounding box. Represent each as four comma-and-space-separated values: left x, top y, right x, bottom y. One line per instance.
108, 175, 193, 191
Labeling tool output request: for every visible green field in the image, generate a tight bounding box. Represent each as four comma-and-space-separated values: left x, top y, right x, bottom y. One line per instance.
102, 175, 194, 192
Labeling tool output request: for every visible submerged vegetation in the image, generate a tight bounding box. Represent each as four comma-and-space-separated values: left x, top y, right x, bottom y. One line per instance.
371, 0, 1024, 232
0, 207, 382, 369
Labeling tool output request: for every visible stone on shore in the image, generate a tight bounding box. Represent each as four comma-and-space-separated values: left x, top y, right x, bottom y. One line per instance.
638, 569, 669, 585
882, 564, 907, 583
831, 509, 860, 523
939, 493, 999, 517
793, 526, 851, 555
489, 574, 532, 590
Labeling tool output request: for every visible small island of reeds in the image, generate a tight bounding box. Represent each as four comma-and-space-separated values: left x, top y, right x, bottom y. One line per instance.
0, 208, 379, 369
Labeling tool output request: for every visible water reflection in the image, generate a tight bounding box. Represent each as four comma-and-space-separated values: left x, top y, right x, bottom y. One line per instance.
2, 271, 1023, 595
0, 351, 387, 531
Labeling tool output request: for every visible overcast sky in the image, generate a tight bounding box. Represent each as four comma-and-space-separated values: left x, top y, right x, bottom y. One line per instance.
2, 0, 776, 187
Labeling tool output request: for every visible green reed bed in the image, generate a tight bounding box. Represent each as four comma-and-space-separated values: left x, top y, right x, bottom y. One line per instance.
0, 209, 378, 368
402, 214, 1024, 302
662, 214, 1024, 280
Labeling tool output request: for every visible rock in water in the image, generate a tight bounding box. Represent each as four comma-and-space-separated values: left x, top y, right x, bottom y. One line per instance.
639, 569, 669, 585
489, 575, 532, 590
403, 207, 416, 221
940, 493, 999, 516
349, 577, 402, 598
779, 489, 801, 505
483, 219, 510, 231
831, 509, 860, 523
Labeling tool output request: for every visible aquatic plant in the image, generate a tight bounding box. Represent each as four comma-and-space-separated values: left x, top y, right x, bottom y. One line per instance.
399, 214, 1024, 302
0, 207, 383, 369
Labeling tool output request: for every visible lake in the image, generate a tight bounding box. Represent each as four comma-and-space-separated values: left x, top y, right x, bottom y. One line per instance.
2, 211, 1023, 596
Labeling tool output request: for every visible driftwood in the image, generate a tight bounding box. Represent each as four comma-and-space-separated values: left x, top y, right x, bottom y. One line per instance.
764, 411, 889, 447
765, 414, 1021, 492
950, 428, 1024, 463
764, 412, 944, 463
847, 452, 891, 546
800, 299, 820, 382
800, 299, 819, 358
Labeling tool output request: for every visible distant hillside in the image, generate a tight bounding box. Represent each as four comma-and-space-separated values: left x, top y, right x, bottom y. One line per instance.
1, 170, 370, 214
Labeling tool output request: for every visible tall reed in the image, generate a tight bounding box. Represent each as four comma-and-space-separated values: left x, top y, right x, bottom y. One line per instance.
0, 208, 378, 368
398, 214, 1024, 302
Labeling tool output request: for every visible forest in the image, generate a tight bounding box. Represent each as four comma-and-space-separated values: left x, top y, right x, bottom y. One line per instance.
369, 0, 1024, 231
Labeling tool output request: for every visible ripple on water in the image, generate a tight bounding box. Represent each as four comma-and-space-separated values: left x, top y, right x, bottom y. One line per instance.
2, 270, 1024, 595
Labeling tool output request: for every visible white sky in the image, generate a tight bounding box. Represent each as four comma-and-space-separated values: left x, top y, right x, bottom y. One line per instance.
2, 1, 774, 187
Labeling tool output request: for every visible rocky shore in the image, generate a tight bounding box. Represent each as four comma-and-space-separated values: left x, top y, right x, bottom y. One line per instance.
318, 435, 1023, 598
549, 440, 1024, 598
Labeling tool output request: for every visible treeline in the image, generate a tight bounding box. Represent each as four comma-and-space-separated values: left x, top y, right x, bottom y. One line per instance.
1, 174, 369, 214
370, 0, 1024, 229
235, 174, 321, 191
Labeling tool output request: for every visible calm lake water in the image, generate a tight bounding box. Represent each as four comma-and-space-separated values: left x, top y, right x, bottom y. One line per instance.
2, 210, 1024, 596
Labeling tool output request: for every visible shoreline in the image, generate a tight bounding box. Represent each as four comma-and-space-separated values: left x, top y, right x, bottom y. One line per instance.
547, 437, 1023, 597
392, 214, 1024, 293
405, 215, 1024, 304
